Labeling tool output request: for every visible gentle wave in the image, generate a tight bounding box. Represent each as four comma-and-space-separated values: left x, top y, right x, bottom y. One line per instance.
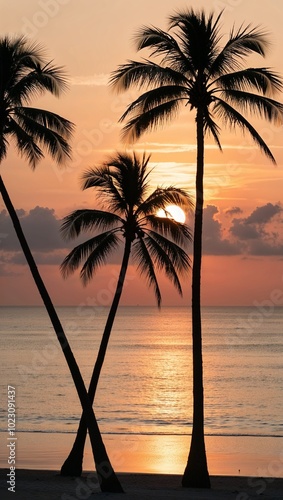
0, 429, 283, 438
1, 306, 282, 438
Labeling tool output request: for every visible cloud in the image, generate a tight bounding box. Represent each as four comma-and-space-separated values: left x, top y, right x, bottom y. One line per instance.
0, 207, 64, 252
0, 206, 124, 268
71, 74, 109, 86
200, 203, 283, 257
0, 259, 20, 276
1, 202, 283, 270
136, 142, 257, 154
138, 143, 197, 154
229, 202, 283, 256
11, 250, 67, 266
248, 239, 283, 256
202, 205, 239, 255
230, 218, 261, 240
224, 206, 243, 217
245, 203, 282, 225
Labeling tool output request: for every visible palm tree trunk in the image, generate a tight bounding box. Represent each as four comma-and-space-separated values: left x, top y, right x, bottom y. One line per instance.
182, 110, 210, 488
0, 175, 123, 493
61, 237, 132, 476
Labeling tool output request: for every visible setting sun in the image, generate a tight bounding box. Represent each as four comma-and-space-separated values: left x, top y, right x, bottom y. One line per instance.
156, 205, 186, 223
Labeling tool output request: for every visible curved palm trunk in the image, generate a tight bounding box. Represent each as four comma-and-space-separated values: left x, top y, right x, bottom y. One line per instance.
61, 237, 132, 476
182, 111, 210, 488
0, 175, 123, 493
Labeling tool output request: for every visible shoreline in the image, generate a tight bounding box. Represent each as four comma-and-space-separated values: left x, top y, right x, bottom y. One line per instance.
1, 432, 283, 498
0, 432, 283, 494
1, 432, 283, 477
1, 469, 283, 499
1, 432, 283, 478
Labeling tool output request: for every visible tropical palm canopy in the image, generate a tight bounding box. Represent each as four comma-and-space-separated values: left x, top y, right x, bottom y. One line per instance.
59, 151, 192, 477
110, 8, 283, 489
110, 9, 283, 155
0, 35, 73, 166
61, 151, 192, 305
0, 35, 124, 492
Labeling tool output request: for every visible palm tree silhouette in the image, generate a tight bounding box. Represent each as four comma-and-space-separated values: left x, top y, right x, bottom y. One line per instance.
110, 9, 283, 488
0, 36, 122, 492
59, 151, 192, 476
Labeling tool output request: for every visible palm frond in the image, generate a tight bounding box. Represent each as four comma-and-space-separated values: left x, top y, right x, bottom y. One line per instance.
119, 85, 188, 122
110, 60, 188, 93
61, 150, 192, 305
0, 35, 72, 168
229, 24, 269, 56
215, 68, 283, 95
135, 25, 180, 55
12, 110, 71, 163
60, 230, 120, 284
6, 72, 45, 105
213, 97, 276, 163
137, 186, 193, 218
81, 152, 152, 214
203, 108, 222, 150
0, 36, 67, 102
143, 234, 183, 296
0, 36, 44, 94
121, 99, 181, 143
220, 89, 283, 123
132, 237, 161, 307
31, 61, 69, 97
4, 36, 45, 67
145, 230, 191, 295
169, 9, 222, 74
61, 209, 123, 240
0, 135, 8, 163
8, 63, 68, 103
146, 227, 192, 274
8, 117, 43, 168
15, 107, 74, 137
210, 25, 269, 76
106, 151, 151, 208
144, 215, 192, 246
134, 26, 192, 73
81, 166, 128, 213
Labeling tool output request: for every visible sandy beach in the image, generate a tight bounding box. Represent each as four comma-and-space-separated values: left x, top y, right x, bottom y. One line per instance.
1, 469, 283, 499
2, 432, 283, 476
1, 432, 283, 499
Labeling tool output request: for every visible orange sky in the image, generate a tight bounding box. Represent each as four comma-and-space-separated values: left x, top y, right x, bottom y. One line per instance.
0, 0, 283, 306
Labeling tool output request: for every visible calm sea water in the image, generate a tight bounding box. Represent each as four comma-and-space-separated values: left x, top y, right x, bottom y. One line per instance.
0, 306, 282, 438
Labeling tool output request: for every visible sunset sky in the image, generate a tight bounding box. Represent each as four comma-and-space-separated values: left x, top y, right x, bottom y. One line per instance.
1, 0, 283, 306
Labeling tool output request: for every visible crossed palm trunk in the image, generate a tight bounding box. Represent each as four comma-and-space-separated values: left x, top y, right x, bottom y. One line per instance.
0, 35, 123, 492
61, 238, 131, 476
58, 151, 192, 476
0, 175, 123, 493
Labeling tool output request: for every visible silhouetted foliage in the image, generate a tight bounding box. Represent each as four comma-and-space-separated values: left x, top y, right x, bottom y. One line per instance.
60, 150, 192, 476
110, 9, 283, 488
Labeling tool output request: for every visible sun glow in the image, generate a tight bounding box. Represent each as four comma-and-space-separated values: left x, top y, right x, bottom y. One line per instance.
156, 205, 186, 223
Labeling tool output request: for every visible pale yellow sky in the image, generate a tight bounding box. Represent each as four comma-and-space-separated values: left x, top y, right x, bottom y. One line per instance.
0, 0, 283, 306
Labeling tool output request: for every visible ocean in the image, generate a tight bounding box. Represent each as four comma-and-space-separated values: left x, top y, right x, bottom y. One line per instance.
0, 305, 282, 440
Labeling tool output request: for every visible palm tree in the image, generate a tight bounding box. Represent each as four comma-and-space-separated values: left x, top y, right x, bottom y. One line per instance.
59, 151, 192, 476
0, 35, 123, 492
109, 9, 283, 488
